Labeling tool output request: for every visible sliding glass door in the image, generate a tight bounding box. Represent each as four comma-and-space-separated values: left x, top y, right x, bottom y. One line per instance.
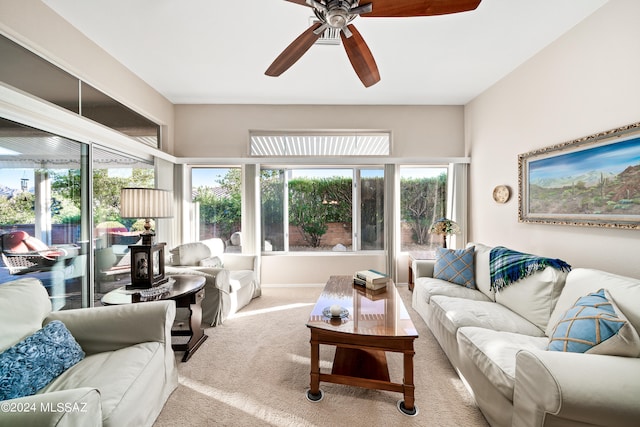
92, 146, 154, 303
0, 117, 90, 309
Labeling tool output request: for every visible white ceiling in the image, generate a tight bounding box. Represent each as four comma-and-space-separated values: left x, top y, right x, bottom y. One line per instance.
43, 0, 608, 105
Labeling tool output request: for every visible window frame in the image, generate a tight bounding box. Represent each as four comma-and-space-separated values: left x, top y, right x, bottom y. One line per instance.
260, 165, 390, 254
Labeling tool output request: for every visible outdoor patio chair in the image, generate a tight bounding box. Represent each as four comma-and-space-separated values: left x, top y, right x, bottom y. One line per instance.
0, 230, 74, 275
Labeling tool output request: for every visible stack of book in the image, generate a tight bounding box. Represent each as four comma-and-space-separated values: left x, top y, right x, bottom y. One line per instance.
353, 269, 389, 291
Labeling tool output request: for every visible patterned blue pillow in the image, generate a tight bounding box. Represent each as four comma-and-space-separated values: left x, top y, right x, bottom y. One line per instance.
0, 320, 85, 400
548, 289, 640, 356
433, 246, 475, 289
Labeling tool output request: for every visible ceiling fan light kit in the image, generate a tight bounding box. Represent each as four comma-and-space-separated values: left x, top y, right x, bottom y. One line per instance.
266, 0, 482, 87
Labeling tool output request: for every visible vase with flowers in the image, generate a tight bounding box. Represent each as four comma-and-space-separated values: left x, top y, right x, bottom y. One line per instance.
429, 218, 460, 248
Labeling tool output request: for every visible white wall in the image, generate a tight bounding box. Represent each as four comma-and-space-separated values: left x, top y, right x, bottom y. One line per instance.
465, 0, 640, 278
262, 253, 386, 286
175, 104, 464, 158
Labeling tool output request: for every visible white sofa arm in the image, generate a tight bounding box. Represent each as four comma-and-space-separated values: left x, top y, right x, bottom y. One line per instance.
0, 388, 102, 427
513, 349, 640, 427
413, 259, 435, 279
224, 254, 256, 271
45, 301, 175, 356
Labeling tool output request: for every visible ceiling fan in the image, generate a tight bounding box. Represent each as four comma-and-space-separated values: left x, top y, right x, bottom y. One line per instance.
265, 0, 482, 87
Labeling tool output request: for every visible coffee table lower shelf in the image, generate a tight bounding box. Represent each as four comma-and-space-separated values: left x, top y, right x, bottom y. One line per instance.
306, 329, 418, 416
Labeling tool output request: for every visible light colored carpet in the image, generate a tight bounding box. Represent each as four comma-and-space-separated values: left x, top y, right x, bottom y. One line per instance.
154, 285, 489, 427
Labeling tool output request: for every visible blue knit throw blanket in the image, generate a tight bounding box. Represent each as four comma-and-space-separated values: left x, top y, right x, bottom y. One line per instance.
489, 246, 571, 291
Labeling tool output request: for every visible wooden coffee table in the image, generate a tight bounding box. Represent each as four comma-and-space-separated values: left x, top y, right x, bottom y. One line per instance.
101, 275, 208, 362
305, 276, 419, 415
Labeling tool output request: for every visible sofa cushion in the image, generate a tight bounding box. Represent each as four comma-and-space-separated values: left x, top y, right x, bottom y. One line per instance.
201, 238, 225, 257
433, 247, 475, 289
489, 246, 571, 292
430, 295, 546, 338
171, 242, 211, 266
414, 277, 491, 304
23, 235, 51, 251
494, 266, 568, 333
547, 268, 640, 337
0, 320, 85, 400
1, 230, 30, 253
548, 289, 640, 356
469, 242, 495, 301
40, 341, 166, 425
0, 278, 51, 352
458, 327, 548, 400
199, 256, 223, 268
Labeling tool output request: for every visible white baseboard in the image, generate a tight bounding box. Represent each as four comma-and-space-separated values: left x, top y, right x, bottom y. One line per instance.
261, 282, 409, 288
261, 283, 325, 288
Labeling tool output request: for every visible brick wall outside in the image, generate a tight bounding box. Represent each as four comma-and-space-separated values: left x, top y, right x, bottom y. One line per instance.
289, 222, 352, 248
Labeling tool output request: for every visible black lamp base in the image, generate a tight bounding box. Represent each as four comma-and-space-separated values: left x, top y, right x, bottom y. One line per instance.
127, 242, 166, 289
140, 232, 155, 246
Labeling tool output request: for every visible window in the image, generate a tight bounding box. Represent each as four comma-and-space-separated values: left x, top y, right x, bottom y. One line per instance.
400, 167, 448, 253
81, 82, 160, 147
359, 169, 385, 250
0, 34, 79, 114
260, 167, 384, 252
0, 35, 165, 306
0, 117, 90, 310
192, 168, 242, 252
0, 34, 161, 148
92, 146, 154, 303
250, 131, 390, 157
261, 169, 285, 251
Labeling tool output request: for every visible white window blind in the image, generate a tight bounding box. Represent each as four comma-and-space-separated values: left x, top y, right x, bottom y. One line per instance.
249, 131, 390, 157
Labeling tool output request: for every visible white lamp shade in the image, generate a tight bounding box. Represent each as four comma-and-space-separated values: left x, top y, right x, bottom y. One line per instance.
120, 188, 174, 219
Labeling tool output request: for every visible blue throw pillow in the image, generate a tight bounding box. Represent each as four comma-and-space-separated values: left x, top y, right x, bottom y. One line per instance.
548, 289, 640, 356
0, 320, 85, 400
433, 246, 475, 289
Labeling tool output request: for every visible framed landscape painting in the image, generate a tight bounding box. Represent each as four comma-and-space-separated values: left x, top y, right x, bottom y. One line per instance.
518, 122, 640, 229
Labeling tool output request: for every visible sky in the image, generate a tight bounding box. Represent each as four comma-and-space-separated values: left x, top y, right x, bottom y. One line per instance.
0, 169, 34, 190
0, 168, 135, 191
192, 168, 229, 188
529, 136, 640, 181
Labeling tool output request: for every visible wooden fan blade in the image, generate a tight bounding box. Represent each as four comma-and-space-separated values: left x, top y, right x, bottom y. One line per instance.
283, 0, 310, 7
265, 23, 323, 77
340, 25, 380, 88
365, 0, 481, 17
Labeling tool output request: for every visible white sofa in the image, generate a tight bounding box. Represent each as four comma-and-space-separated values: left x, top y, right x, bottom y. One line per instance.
165, 238, 260, 326
412, 243, 640, 427
0, 277, 177, 427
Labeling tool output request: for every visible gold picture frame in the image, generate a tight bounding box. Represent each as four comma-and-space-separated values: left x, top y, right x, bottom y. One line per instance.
518, 122, 640, 229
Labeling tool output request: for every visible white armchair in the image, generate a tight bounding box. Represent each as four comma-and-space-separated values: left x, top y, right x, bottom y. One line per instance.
165, 238, 260, 326
0, 277, 177, 427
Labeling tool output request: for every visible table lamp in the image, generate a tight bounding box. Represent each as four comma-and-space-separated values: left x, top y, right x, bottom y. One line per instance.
120, 188, 173, 288
120, 187, 173, 245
